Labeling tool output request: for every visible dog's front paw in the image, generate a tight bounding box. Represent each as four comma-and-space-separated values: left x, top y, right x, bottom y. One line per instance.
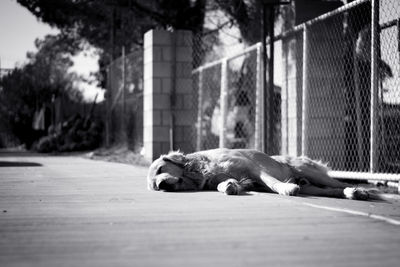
343, 187, 369, 200
275, 183, 300, 196
217, 179, 241, 195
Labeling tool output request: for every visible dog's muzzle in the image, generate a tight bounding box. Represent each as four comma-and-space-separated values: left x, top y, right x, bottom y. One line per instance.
155, 173, 181, 191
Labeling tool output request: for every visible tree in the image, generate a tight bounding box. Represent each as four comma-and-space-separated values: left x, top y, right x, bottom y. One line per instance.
17, 0, 273, 57
212, 0, 263, 45
17, 0, 207, 61
0, 34, 83, 147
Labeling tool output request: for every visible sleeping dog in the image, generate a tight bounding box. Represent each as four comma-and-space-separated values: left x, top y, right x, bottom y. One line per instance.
147, 148, 375, 200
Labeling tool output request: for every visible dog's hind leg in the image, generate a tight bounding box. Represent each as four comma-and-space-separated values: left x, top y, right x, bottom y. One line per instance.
306, 173, 348, 189
280, 156, 348, 189
299, 184, 345, 198
294, 163, 348, 189
259, 171, 300, 196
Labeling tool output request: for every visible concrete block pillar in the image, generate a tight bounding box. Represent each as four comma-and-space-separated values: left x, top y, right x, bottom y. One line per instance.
143, 29, 193, 161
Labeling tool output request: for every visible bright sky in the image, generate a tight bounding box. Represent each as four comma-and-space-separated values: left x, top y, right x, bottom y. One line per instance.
0, 0, 58, 68
0, 0, 104, 102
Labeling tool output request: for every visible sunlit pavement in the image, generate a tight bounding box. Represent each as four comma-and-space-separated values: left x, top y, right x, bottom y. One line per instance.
1, 152, 400, 267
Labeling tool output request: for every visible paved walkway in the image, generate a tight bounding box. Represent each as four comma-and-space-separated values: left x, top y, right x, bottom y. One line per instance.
1, 152, 400, 267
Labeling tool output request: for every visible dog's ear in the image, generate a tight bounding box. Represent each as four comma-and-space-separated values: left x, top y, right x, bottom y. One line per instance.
162, 151, 186, 166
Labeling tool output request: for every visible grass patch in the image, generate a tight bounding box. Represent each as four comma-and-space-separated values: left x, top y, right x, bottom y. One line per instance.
86, 145, 150, 167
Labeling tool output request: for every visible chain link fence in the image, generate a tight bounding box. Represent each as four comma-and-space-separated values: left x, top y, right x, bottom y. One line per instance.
192, 43, 281, 153
285, 0, 400, 174
379, 0, 400, 174
105, 49, 143, 151
192, 0, 400, 177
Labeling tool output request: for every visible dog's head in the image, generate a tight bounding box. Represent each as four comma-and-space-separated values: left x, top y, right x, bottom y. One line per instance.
147, 151, 205, 191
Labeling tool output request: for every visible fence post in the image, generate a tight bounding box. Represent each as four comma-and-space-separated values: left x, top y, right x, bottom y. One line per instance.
121, 46, 126, 142
301, 25, 309, 157
255, 44, 264, 151
370, 0, 379, 172
143, 29, 173, 161
143, 29, 193, 161
196, 68, 204, 151
219, 58, 228, 148
105, 66, 111, 147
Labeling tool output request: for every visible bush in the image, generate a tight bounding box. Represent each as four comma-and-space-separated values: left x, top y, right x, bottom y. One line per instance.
35, 114, 103, 153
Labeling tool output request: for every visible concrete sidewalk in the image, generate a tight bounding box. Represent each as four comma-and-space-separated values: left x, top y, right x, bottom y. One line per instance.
1, 152, 400, 267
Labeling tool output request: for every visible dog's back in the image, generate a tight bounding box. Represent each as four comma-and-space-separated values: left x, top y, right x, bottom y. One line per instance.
272, 155, 328, 176
272, 155, 346, 188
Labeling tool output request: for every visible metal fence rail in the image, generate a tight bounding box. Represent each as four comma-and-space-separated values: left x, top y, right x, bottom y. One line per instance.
192, 0, 400, 183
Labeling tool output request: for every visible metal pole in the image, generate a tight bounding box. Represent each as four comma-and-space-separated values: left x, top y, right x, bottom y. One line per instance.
121, 46, 126, 142
260, 1, 290, 153
170, 32, 177, 151
255, 44, 264, 151
370, 0, 379, 172
262, 4, 268, 153
267, 6, 275, 155
105, 7, 116, 147
196, 69, 204, 150
301, 25, 309, 157
329, 170, 400, 182
219, 59, 228, 148
105, 67, 111, 147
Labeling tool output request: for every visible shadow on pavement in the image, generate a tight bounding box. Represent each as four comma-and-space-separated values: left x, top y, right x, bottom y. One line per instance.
0, 161, 42, 167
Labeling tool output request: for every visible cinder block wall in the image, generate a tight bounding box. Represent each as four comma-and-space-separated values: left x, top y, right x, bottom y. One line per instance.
143, 29, 193, 161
